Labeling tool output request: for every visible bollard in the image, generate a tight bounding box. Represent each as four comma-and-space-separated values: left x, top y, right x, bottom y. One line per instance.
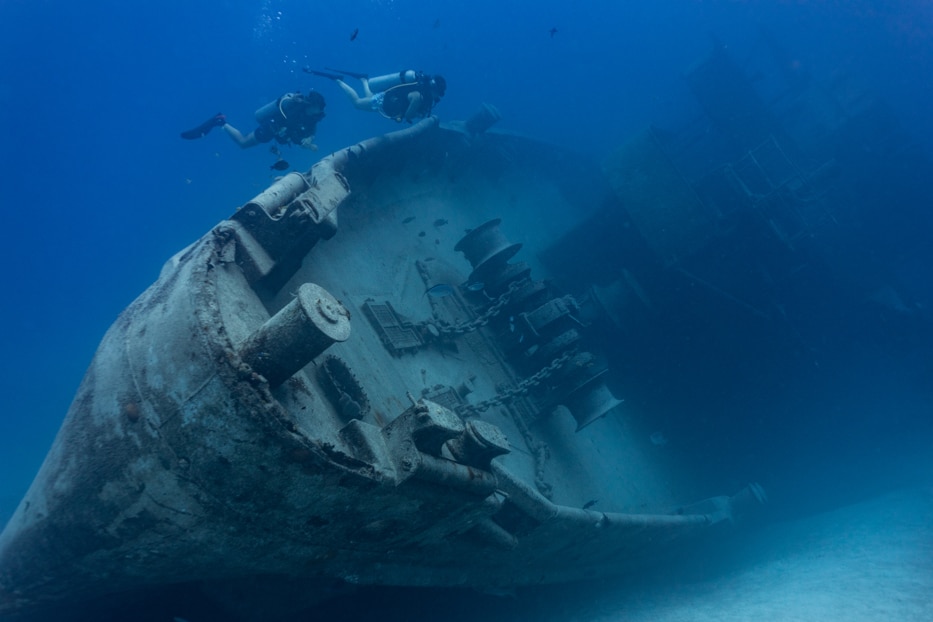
239, 283, 350, 388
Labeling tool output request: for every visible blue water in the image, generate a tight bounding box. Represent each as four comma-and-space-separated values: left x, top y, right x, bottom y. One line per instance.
2, 1, 932, 620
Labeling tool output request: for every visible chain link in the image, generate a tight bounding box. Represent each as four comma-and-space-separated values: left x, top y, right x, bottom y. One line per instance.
456, 349, 576, 416
415, 279, 526, 338
407, 268, 574, 416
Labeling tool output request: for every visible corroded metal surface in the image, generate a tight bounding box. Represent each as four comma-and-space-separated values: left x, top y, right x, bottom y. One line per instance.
0, 118, 760, 619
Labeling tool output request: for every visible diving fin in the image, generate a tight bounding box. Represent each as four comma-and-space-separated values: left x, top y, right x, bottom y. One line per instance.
302, 67, 344, 80
325, 67, 369, 79
180, 113, 225, 140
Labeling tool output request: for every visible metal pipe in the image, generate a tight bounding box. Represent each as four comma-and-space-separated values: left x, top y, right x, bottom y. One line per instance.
413, 454, 497, 497
492, 463, 559, 523
329, 116, 440, 175
242, 171, 310, 218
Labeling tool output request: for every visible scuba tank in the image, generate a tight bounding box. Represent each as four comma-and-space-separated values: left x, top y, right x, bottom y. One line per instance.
368, 70, 419, 93
254, 93, 298, 125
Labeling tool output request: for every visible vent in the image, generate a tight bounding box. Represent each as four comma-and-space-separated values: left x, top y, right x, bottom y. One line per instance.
362, 300, 423, 354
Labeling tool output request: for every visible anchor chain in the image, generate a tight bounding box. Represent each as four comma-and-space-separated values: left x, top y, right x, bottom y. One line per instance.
416, 279, 526, 338
457, 349, 576, 416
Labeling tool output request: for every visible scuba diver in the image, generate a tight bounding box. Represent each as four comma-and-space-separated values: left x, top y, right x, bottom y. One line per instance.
181, 90, 326, 151
304, 68, 445, 123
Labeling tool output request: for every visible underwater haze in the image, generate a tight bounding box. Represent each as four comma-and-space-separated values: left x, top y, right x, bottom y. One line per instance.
2, 0, 932, 620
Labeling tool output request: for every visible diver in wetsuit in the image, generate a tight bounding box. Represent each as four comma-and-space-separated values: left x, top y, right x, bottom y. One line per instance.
306, 68, 446, 123
181, 91, 326, 150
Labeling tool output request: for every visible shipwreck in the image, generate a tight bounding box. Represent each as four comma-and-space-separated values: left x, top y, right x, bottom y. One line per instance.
8, 37, 922, 619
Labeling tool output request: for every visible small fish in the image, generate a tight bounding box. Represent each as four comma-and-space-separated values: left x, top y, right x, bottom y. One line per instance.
464, 281, 485, 292
269, 144, 280, 156
418, 231, 426, 238
549, 27, 558, 38
424, 284, 454, 298
402, 216, 415, 224
583, 499, 599, 510
433, 18, 441, 29
270, 159, 290, 171
433, 218, 448, 227
650, 431, 669, 446
350, 28, 359, 41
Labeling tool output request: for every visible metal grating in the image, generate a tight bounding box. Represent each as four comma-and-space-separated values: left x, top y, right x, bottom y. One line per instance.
727, 135, 800, 198
362, 301, 423, 354
422, 386, 463, 412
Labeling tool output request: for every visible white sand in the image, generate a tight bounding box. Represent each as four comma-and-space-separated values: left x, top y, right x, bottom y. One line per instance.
553, 488, 933, 622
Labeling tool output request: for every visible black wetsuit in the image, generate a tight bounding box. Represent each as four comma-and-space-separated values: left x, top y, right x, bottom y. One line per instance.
255, 94, 325, 145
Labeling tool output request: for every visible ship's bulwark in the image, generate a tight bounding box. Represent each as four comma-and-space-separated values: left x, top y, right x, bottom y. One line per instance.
0, 119, 759, 619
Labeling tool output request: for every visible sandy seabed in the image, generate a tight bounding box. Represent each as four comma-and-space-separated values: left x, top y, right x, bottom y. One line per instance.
555, 487, 933, 622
